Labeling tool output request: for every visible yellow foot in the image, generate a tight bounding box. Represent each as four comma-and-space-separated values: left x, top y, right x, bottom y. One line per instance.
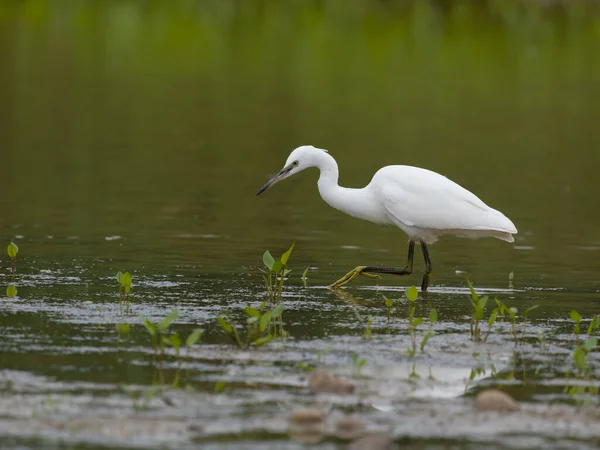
328, 266, 381, 289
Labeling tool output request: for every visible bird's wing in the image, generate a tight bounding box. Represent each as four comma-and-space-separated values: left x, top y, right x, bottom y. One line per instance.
375, 166, 516, 233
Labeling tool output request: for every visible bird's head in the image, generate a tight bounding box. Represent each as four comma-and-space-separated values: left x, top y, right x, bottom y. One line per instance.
256, 145, 328, 196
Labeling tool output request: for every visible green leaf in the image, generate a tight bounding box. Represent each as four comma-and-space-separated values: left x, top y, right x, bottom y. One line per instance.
525, 305, 540, 315
122, 271, 132, 286
283, 268, 292, 276
6, 283, 17, 298
247, 316, 259, 325
420, 330, 434, 352
466, 279, 478, 303
117, 323, 131, 335
215, 381, 227, 393
141, 318, 157, 336
302, 265, 310, 279
429, 308, 438, 324
281, 242, 295, 265
573, 347, 586, 370
384, 296, 393, 308
168, 333, 182, 349
259, 311, 272, 332
245, 307, 260, 317
158, 310, 179, 332
353, 308, 363, 323
186, 328, 202, 346
271, 304, 284, 317
570, 310, 581, 324
272, 259, 283, 273
412, 317, 424, 327
405, 286, 418, 302
588, 315, 600, 335
217, 316, 233, 334
475, 296, 488, 320
508, 271, 514, 281
582, 337, 597, 352
7, 241, 18, 258
487, 311, 498, 329
254, 335, 274, 347
116, 271, 123, 284
262, 250, 275, 271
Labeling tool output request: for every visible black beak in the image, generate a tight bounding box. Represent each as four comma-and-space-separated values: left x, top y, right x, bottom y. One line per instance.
256, 164, 294, 196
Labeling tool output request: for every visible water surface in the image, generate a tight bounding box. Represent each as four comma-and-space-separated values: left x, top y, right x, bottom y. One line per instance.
1, 1, 599, 448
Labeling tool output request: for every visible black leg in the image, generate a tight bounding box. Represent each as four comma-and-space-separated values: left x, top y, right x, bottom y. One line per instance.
363, 240, 415, 275
420, 240, 433, 292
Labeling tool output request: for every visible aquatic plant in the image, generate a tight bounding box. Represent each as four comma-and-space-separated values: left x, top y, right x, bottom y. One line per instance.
404, 286, 437, 355
261, 242, 294, 305
301, 265, 310, 284
116, 271, 132, 313
6, 241, 18, 298
565, 313, 600, 404
466, 280, 488, 341
217, 302, 285, 349
353, 308, 372, 340
351, 353, 367, 376
383, 295, 393, 322
139, 310, 202, 387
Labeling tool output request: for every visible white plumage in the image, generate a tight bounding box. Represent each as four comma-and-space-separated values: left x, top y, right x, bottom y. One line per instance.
256, 145, 517, 291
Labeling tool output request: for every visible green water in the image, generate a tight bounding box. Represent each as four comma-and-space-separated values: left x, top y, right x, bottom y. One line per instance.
1, 1, 600, 448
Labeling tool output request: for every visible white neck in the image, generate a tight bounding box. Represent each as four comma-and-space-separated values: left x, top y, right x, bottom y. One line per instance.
313, 152, 384, 223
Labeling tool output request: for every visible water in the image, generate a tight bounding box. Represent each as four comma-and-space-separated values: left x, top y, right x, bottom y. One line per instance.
1, 1, 600, 448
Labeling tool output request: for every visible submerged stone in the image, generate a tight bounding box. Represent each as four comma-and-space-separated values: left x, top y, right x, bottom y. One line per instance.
290, 408, 325, 444
475, 389, 519, 412
348, 433, 397, 450
334, 415, 366, 440
308, 369, 354, 394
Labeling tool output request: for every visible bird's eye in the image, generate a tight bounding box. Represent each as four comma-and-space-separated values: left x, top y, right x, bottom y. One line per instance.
293, 161, 299, 167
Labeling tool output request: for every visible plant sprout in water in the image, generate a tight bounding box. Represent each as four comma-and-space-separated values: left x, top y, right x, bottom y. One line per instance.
261, 242, 294, 305
6, 241, 19, 298
565, 312, 600, 404
138, 310, 201, 388
217, 301, 285, 349
404, 286, 436, 355
116, 271, 132, 313
353, 308, 372, 340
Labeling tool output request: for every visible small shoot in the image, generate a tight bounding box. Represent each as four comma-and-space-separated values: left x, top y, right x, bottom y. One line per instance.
383, 295, 393, 323
406, 285, 421, 355
301, 265, 310, 285
466, 279, 488, 342
217, 302, 285, 349
420, 308, 437, 353
7, 241, 18, 282
116, 271, 133, 313
261, 242, 294, 305
351, 353, 367, 376
6, 241, 19, 297
570, 310, 582, 345
521, 305, 539, 342
353, 308, 372, 340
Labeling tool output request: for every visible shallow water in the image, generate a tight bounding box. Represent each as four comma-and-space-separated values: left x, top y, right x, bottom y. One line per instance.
1, 1, 600, 448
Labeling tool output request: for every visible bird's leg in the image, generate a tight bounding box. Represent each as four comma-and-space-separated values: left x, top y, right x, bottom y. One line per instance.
420, 240, 433, 292
329, 241, 415, 289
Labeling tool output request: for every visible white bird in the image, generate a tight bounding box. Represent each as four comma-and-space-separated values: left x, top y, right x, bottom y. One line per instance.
256, 145, 517, 291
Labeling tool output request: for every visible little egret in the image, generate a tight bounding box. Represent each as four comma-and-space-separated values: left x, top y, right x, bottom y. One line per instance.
256, 145, 517, 291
